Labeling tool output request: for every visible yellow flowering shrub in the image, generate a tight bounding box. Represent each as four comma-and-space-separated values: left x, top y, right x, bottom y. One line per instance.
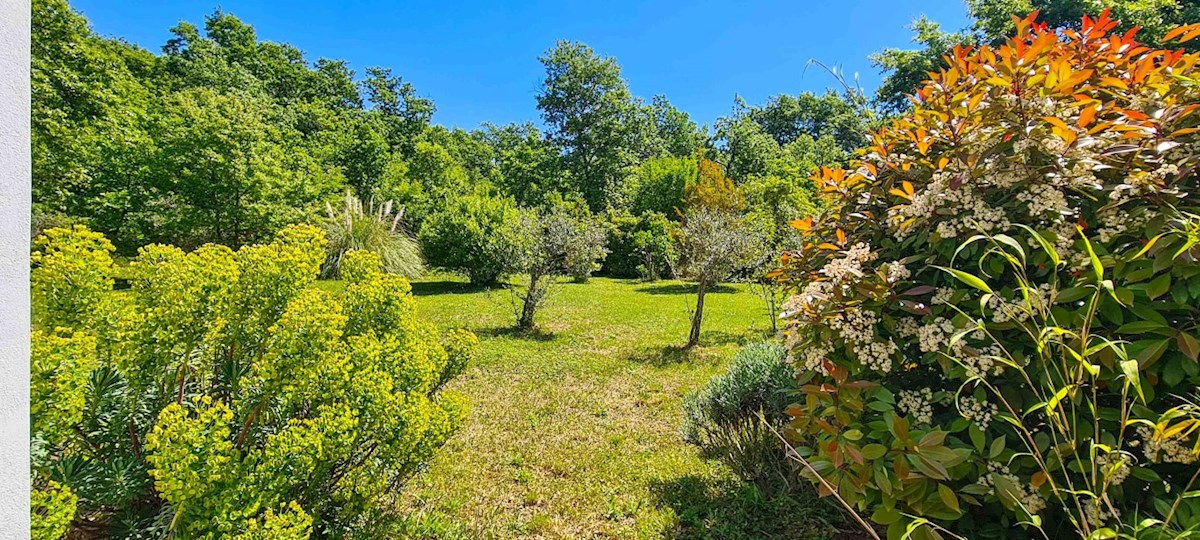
30, 225, 476, 539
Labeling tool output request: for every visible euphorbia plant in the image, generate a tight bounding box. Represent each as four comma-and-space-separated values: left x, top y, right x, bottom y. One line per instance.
30, 225, 476, 539
778, 11, 1200, 539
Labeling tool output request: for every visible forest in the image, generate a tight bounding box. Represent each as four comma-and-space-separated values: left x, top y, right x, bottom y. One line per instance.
29, 0, 1200, 539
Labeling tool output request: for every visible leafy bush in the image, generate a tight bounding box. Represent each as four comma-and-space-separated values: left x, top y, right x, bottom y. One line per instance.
605, 212, 677, 280
629, 154, 696, 217
683, 342, 796, 491
30, 225, 476, 539
321, 191, 423, 279
419, 194, 524, 285
778, 13, 1200, 539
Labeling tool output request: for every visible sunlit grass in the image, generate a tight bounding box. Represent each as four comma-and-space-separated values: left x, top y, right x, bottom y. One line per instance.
337, 274, 842, 539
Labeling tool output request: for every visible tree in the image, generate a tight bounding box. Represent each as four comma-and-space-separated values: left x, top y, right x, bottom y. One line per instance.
537, 41, 638, 211
650, 95, 708, 158
481, 122, 565, 205
674, 209, 763, 348
362, 67, 436, 153
713, 103, 782, 182
747, 90, 868, 153
870, 17, 975, 114
148, 88, 339, 247
511, 206, 607, 330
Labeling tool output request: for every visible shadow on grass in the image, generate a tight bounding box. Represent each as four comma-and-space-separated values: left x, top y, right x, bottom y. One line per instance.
473, 325, 558, 342
410, 280, 505, 297
636, 283, 739, 295
624, 331, 753, 366
650, 475, 845, 540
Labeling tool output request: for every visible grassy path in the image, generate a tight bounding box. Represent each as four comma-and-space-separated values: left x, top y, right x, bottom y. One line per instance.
391, 276, 835, 539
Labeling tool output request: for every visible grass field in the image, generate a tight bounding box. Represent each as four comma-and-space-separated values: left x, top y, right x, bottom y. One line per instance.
359, 275, 840, 539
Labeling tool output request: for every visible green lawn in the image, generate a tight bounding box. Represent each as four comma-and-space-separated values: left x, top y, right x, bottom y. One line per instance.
358, 275, 839, 539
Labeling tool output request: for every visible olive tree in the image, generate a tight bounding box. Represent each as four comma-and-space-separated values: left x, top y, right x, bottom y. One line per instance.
512, 206, 607, 331
674, 209, 764, 347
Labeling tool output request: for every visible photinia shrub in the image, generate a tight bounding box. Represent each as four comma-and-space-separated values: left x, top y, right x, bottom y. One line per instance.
779, 12, 1200, 540
30, 225, 476, 539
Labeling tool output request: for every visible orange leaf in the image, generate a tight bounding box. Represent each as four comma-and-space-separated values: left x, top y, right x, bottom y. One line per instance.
790, 217, 815, 232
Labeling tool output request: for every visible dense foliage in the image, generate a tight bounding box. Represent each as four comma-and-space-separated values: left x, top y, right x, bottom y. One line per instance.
419, 195, 524, 285
30, 225, 476, 539
874, 0, 1200, 113
779, 13, 1200, 539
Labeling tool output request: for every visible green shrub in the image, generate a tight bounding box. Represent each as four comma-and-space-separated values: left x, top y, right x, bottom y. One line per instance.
683, 342, 796, 492
321, 191, 423, 279
629, 154, 696, 217
419, 194, 524, 285
30, 225, 476, 539
605, 212, 677, 280
779, 14, 1200, 539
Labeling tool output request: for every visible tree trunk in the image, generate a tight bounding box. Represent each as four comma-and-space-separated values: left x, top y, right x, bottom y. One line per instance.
518, 292, 538, 331
518, 272, 543, 331
687, 281, 707, 348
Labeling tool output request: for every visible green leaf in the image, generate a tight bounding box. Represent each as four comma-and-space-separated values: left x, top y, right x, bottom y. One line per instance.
1120, 359, 1145, 403
933, 265, 994, 294
1177, 331, 1200, 361
871, 506, 902, 525
862, 444, 888, 460
844, 429, 863, 441
1116, 321, 1167, 334
938, 483, 961, 513
1147, 273, 1171, 300
1079, 227, 1104, 282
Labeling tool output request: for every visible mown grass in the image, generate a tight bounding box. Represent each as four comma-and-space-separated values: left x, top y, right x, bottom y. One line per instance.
346, 274, 842, 539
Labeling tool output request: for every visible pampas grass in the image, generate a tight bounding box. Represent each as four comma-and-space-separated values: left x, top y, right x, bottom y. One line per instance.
321, 191, 423, 279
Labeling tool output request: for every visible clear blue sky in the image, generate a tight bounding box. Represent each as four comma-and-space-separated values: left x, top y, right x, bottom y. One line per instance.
70, 0, 971, 130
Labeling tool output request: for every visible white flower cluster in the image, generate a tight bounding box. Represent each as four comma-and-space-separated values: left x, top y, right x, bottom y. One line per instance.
889, 171, 1011, 241
831, 309, 878, 346
1136, 425, 1199, 465
931, 288, 955, 305
958, 345, 1005, 378
958, 396, 999, 430
898, 388, 935, 425
1017, 183, 1071, 218
883, 261, 911, 283
987, 285, 1052, 324
977, 461, 1046, 516
916, 318, 956, 353
821, 242, 875, 282
1083, 497, 1121, 528
852, 339, 898, 373
782, 280, 831, 319
1095, 453, 1131, 486
1110, 164, 1179, 205
794, 343, 832, 375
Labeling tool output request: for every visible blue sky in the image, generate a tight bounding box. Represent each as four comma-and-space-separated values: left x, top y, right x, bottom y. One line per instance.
70, 0, 972, 130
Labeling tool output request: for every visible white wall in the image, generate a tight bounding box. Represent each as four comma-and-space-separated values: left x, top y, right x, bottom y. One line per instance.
0, 0, 30, 537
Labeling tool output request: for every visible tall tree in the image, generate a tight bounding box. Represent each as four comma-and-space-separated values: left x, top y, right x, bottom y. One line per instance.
650, 95, 707, 158
362, 67, 435, 154
537, 41, 638, 212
